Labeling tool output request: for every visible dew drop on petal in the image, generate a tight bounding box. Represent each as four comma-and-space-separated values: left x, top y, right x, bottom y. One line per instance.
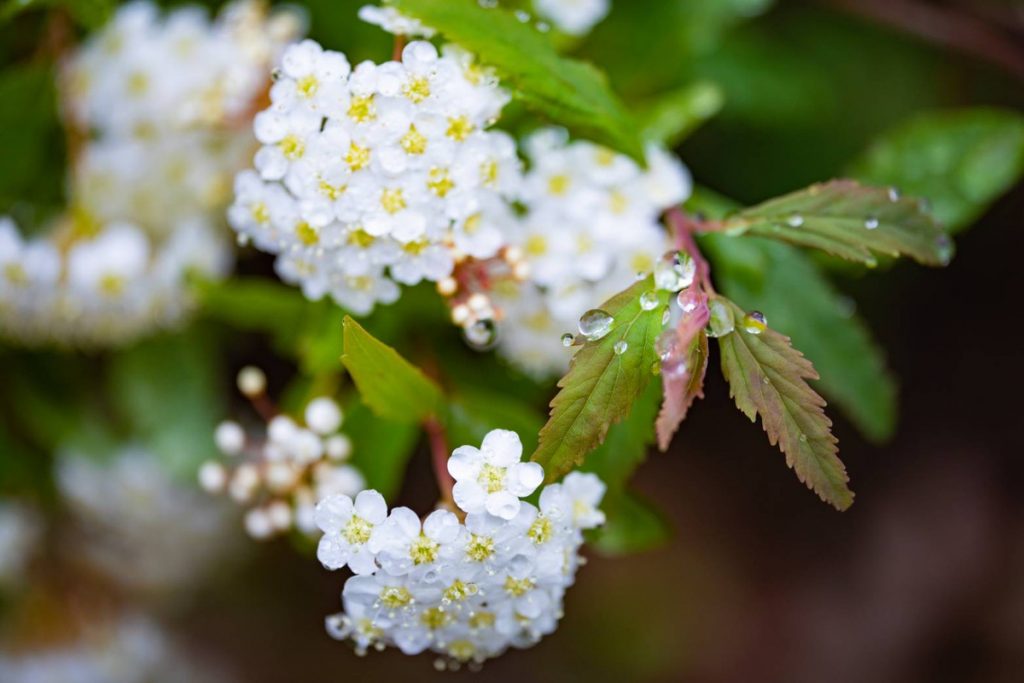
742, 310, 767, 334
613, 340, 628, 355
578, 309, 614, 340
639, 290, 659, 311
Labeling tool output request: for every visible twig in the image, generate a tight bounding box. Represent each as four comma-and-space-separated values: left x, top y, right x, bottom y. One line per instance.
392, 35, 407, 62
424, 415, 456, 509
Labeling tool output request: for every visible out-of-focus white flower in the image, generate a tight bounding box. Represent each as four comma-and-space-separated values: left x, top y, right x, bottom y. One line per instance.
57, 448, 236, 594
357, 5, 435, 38
200, 382, 366, 540
533, 0, 611, 36
318, 428, 606, 667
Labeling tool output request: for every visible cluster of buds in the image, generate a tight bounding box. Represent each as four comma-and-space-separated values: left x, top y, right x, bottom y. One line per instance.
439, 245, 530, 351
198, 366, 365, 540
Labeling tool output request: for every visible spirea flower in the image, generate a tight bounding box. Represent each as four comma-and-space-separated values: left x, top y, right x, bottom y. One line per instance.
493, 128, 692, 376
357, 4, 435, 38
316, 428, 606, 667
199, 379, 366, 540
448, 429, 543, 519
0, 1, 299, 347
228, 32, 521, 315
58, 448, 236, 593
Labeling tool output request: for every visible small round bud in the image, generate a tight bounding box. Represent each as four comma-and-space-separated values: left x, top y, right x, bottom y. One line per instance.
267, 415, 298, 445
436, 277, 458, 297
325, 434, 353, 461
467, 292, 489, 313
198, 461, 227, 492
451, 303, 471, 325
265, 461, 298, 492
305, 397, 343, 434
512, 261, 530, 280
237, 366, 267, 397
214, 421, 246, 455
504, 245, 523, 263
266, 499, 293, 531
244, 508, 274, 539
229, 463, 261, 502
290, 428, 324, 463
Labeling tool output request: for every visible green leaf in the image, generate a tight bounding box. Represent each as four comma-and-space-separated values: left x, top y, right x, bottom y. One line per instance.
1, 0, 114, 28
0, 63, 63, 216
706, 235, 897, 441
107, 328, 223, 478
445, 387, 545, 457
197, 277, 308, 342
341, 316, 444, 423
344, 402, 420, 499
590, 492, 670, 555
716, 296, 853, 510
638, 81, 724, 147
847, 108, 1024, 234
531, 277, 668, 481
716, 179, 952, 267
388, 0, 644, 160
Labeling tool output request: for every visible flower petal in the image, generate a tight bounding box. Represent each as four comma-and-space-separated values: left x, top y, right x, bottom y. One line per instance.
314, 493, 353, 533
481, 429, 523, 466
506, 462, 544, 497
447, 445, 482, 480
316, 534, 350, 570
354, 489, 388, 523
453, 480, 486, 514
485, 490, 520, 520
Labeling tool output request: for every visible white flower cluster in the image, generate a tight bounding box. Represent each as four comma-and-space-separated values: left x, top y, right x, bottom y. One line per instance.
0, 1, 299, 347
0, 501, 41, 588
357, 4, 435, 39
0, 614, 226, 683
533, 0, 612, 36
314, 429, 605, 666
494, 128, 691, 376
57, 448, 236, 594
228, 36, 520, 314
200, 391, 365, 540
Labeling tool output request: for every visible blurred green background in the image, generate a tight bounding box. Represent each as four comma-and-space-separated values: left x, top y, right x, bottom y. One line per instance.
2, 0, 1023, 681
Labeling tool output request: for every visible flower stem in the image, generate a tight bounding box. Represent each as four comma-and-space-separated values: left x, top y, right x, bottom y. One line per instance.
424, 415, 456, 509
392, 34, 407, 61
665, 206, 717, 296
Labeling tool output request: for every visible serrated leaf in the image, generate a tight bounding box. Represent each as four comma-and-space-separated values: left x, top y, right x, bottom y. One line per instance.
341, 316, 443, 423
716, 180, 951, 267
847, 108, 1024, 234
531, 277, 668, 481
638, 81, 724, 147
691, 187, 899, 442
655, 330, 709, 452
716, 296, 852, 510
388, 0, 644, 161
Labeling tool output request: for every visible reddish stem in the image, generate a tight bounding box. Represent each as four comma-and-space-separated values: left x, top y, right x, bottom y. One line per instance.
424, 416, 456, 509
665, 206, 717, 296
392, 35, 407, 61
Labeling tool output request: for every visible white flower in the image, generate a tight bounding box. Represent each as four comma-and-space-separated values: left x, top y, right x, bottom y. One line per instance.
315, 490, 388, 574
533, 0, 611, 36
541, 471, 607, 529
357, 5, 436, 38
375, 507, 463, 579
448, 429, 544, 519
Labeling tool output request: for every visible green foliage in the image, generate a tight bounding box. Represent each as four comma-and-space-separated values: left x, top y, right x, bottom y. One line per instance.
717, 180, 951, 267
0, 62, 63, 217
341, 316, 444, 423
716, 297, 852, 509
445, 386, 544, 457
638, 81, 724, 147
388, 0, 644, 160
0, 0, 113, 29
344, 402, 420, 499
848, 108, 1024, 234
531, 278, 669, 481
106, 328, 223, 478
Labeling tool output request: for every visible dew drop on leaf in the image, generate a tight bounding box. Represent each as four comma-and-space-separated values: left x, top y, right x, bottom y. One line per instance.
742, 310, 767, 334
639, 290, 659, 311
864, 216, 879, 230
578, 309, 614, 340
887, 186, 901, 202
786, 213, 804, 227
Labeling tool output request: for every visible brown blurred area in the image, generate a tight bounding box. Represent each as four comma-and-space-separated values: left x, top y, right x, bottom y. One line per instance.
174, 189, 1023, 682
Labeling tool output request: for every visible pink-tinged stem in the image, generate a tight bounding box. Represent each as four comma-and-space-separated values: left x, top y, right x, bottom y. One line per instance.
665, 206, 717, 295
424, 416, 456, 508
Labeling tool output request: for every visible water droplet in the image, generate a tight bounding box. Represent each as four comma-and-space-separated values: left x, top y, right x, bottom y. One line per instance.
654, 250, 696, 291
887, 186, 901, 202
325, 613, 350, 640
639, 290, 659, 311
762, 376, 770, 385
463, 318, 498, 350
536, 21, 550, 32
786, 213, 804, 228
236, 233, 251, 247
560, 332, 574, 347
655, 330, 678, 360
663, 358, 687, 379
661, 309, 671, 325
578, 309, 614, 340
677, 289, 701, 313
799, 434, 808, 443
477, 0, 498, 7
271, 67, 283, 81
864, 216, 879, 230
613, 340, 628, 355
634, 270, 647, 281
514, 9, 531, 22
705, 300, 735, 338
742, 310, 767, 334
